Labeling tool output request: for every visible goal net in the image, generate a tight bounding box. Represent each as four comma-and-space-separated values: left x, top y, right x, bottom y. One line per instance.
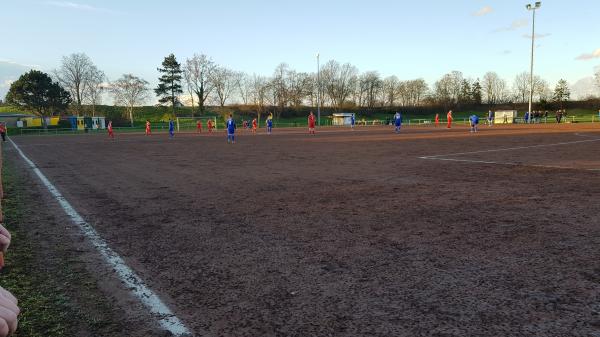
176, 116, 218, 132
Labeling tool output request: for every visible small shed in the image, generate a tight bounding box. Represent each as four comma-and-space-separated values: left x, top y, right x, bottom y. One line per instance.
68, 116, 85, 130
494, 110, 517, 124
68, 116, 106, 130
332, 113, 355, 126
91, 117, 106, 129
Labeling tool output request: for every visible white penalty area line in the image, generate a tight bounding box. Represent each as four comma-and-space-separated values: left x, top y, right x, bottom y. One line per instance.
418, 137, 600, 172
8, 138, 192, 337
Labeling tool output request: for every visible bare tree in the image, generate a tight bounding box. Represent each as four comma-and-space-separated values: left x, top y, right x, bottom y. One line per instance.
250, 74, 273, 126
84, 66, 106, 117
434, 74, 454, 108
396, 81, 409, 106
111, 74, 150, 127
513, 72, 530, 103
434, 71, 463, 108
305, 74, 317, 107
535, 79, 552, 101
271, 63, 290, 112
54, 53, 100, 115
382, 76, 399, 107
358, 71, 381, 108
513, 72, 546, 103
482, 72, 508, 105
321, 60, 358, 110
287, 70, 311, 107
448, 71, 464, 104
183, 66, 195, 115
184, 54, 216, 114
211, 66, 239, 107
237, 72, 252, 105
409, 79, 429, 106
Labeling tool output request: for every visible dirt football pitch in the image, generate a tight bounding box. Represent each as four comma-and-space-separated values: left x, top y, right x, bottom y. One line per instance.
7, 123, 600, 337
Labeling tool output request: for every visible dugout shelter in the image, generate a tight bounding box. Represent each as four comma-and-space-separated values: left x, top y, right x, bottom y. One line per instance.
332, 113, 355, 126
494, 110, 518, 124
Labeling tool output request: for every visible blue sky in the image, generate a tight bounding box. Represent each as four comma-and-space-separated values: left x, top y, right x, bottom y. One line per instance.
1, 0, 599, 100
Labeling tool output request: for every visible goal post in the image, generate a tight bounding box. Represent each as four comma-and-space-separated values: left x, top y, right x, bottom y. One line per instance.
175, 116, 218, 132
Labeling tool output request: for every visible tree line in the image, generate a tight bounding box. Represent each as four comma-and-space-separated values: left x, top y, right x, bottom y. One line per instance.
4, 52, 600, 125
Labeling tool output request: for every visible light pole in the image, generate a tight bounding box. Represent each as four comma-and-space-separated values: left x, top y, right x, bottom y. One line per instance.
316, 53, 321, 126
526, 2, 541, 124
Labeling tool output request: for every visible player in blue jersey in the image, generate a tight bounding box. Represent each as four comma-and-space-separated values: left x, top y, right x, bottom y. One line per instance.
394, 112, 402, 133
487, 110, 494, 126
351, 113, 356, 130
266, 113, 273, 135
226, 114, 236, 143
469, 114, 479, 133
168, 119, 175, 138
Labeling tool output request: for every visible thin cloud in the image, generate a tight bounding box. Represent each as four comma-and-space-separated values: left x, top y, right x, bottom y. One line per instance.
522, 33, 551, 39
1, 80, 14, 89
0, 59, 40, 68
575, 48, 600, 61
494, 18, 529, 32
44, 1, 117, 14
500, 50, 511, 55
473, 6, 493, 16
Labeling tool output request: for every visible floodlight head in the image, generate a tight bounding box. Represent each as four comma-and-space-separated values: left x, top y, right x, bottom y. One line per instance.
526, 4, 532, 10
535, 2, 541, 8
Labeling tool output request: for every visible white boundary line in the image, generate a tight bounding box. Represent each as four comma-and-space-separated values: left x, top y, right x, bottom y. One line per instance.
419, 138, 600, 159
8, 138, 192, 337
420, 156, 600, 171
419, 137, 600, 171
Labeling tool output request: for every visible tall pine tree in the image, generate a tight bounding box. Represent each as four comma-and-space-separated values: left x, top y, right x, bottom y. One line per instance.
471, 79, 483, 106
155, 54, 183, 117
552, 79, 570, 110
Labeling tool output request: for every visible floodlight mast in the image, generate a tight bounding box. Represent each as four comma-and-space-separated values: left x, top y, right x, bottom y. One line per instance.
526, 2, 541, 124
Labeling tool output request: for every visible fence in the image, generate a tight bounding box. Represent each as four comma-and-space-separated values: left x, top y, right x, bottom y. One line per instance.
9, 115, 600, 136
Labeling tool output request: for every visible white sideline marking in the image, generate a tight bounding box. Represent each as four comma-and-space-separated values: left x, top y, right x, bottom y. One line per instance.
420, 156, 600, 171
419, 137, 600, 171
420, 138, 600, 159
8, 138, 192, 336
574, 132, 600, 139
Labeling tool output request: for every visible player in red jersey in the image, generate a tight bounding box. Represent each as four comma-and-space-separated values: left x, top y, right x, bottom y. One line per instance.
196, 120, 203, 133
207, 119, 214, 133
145, 120, 151, 135
434, 113, 439, 127
308, 111, 316, 134
446, 110, 453, 129
252, 118, 257, 134
107, 120, 114, 139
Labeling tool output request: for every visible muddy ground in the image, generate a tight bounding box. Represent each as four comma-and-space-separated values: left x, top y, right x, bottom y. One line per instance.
6, 124, 600, 337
